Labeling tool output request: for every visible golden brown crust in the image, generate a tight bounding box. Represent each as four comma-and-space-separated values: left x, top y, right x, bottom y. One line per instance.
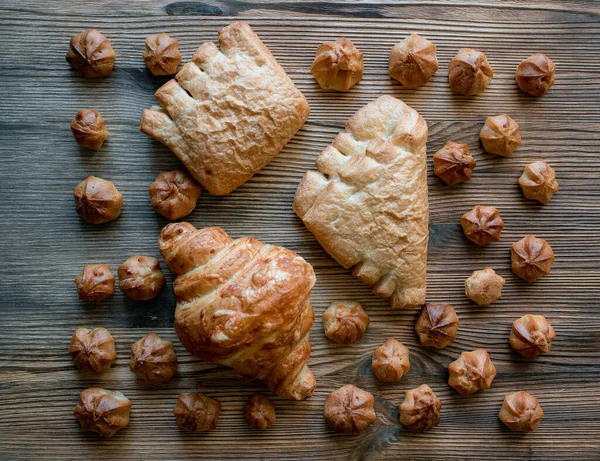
448, 349, 497, 396
311, 37, 363, 92
140, 22, 310, 195
74, 264, 115, 302
322, 301, 369, 344
74, 388, 131, 437
173, 392, 221, 432
130, 332, 177, 382
480, 114, 521, 157
74, 176, 123, 224
66, 29, 115, 78
509, 314, 556, 358
389, 34, 438, 89
323, 384, 376, 433
69, 327, 116, 372
448, 48, 493, 95
511, 235, 554, 282
243, 394, 276, 430
519, 160, 559, 205
143, 33, 182, 76
460, 205, 504, 246
433, 141, 476, 185
371, 338, 410, 382
399, 384, 441, 432
159, 222, 316, 400
464, 268, 505, 307
516, 53, 555, 97
148, 169, 202, 220
294, 96, 428, 309
118, 255, 165, 301
70, 110, 108, 150
499, 391, 543, 432
415, 303, 459, 349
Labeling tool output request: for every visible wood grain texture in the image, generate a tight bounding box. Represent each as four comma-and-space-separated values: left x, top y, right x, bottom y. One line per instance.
0, 1, 599, 459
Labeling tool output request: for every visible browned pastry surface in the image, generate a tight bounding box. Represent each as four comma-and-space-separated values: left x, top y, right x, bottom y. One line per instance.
173, 392, 221, 432
371, 338, 410, 382
69, 327, 116, 373
140, 21, 309, 196
389, 34, 438, 89
499, 391, 544, 432
509, 314, 556, 358
66, 29, 115, 78
118, 255, 165, 301
448, 48, 493, 95
143, 33, 182, 76
73, 388, 131, 437
448, 349, 497, 396
323, 384, 376, 433
464, 268, 505, 307
516, 53, 555, 97
322, 300, 370, 344
432, 141, 476, 185
479, 114, 521, 157
294, 96, 428, 309
74, 264, 115, 302
519, 160, 559, 204
399, 384, 441, 432
460, 205, 504, 246
415, 303, 459, 349
243, 394, 276, 430
511, 235, 555, 282
70, 110, 108, 150
159, 222, 316, 400
130, 332, 177, 382
311, 37, 363, 92
148, 169, 202, 220
73, 176, 122, 224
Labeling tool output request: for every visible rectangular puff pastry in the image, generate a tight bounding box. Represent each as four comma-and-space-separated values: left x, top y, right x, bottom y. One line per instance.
140, 22, 310, 196
294, 96, 429, 309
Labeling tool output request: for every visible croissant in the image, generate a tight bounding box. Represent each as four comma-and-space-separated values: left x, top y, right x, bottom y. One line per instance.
158, 223, 317, 400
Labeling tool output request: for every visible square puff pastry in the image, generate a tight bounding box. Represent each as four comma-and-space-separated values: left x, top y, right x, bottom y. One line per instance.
294, 96, 428, 309
140, 22, 310, 196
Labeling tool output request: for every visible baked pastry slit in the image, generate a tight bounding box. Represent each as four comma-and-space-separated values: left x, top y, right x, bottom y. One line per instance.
295, 96, 428, 308
141, 22, 309, 195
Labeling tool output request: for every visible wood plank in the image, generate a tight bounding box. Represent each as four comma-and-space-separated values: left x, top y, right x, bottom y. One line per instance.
5, 0, 600, 20
0, 1, 599, 460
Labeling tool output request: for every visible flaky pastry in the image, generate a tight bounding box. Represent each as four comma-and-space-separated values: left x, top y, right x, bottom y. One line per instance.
140, 22, 309, 195
159, 222, 316, 400
294, 96, 428, 309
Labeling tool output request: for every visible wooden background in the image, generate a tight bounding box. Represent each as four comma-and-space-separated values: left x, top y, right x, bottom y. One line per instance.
1, 1, 599, 459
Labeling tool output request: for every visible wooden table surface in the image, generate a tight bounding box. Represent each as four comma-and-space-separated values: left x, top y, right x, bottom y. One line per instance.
1, 1, 599, 459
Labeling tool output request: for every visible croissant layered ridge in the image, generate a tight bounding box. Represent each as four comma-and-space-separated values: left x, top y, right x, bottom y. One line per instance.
159, 223, 317, 400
